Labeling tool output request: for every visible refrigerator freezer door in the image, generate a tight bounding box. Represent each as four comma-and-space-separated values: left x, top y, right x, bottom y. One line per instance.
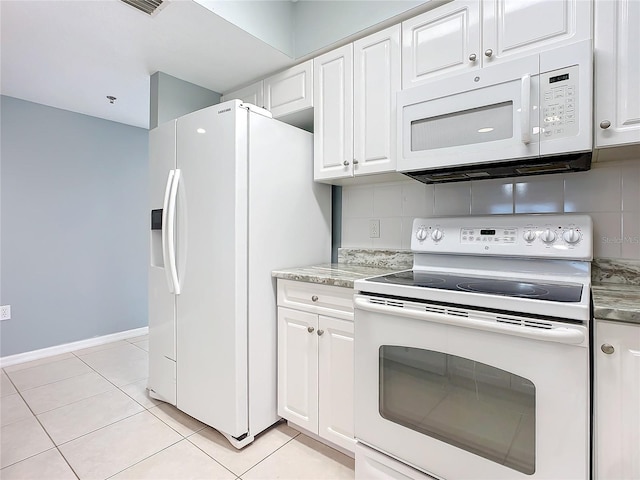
175, 102, 249, 437
148, 120, 178, 405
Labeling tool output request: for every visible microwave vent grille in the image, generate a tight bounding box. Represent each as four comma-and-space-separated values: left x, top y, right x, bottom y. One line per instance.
403, 152, 592, 185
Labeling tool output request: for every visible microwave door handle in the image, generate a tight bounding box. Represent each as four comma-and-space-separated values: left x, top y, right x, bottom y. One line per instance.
521, 74, 531, 144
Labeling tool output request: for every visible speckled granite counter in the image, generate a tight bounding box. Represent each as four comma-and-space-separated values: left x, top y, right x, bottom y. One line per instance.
272, 249, 412, 288
591, 258, 640, 325
592, 284, 640, 325
272, 263, 404, 289
273, 251, 640, 323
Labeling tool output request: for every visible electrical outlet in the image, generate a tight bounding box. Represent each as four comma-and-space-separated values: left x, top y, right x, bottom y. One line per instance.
369, 219, 380, 238
0, 305, 11, 321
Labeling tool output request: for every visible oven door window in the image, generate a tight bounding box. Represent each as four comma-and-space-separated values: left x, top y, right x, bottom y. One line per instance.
379, 346, 535, 475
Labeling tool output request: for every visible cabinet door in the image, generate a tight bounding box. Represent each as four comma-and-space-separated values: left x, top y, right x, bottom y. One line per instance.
221, 81, 264, 108
318, 315, 356, 453
353, 25, 401, 176
277, 307, 319, 434
595, 320, 640, 480
264, 61, 313, 118
594, 0, 640, 148
401, 1, 481, 89
314, 44, 354, 182
482, 0, 591, 66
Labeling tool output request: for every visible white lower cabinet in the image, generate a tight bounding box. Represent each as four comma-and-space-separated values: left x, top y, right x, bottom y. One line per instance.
594, 319, 640, 480
277, 280, 356, 453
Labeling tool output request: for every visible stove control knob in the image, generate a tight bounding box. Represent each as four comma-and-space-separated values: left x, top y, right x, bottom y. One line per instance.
523, 229, 537, 243
540, 228, 557, 244
416, 226, 428, 241
431, 228, 444, 242
563, 228, 581, 244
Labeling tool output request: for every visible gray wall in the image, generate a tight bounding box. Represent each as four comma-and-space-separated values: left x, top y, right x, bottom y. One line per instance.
293, 0, 424, 57
150, 72, 222, 129
0, 96, 149, 357
198, 0, 295, 57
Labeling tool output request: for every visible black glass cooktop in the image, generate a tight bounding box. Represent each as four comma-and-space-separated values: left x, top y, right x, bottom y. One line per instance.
367, 270, 583, 303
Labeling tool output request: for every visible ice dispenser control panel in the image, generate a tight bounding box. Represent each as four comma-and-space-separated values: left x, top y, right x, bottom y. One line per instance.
541, 65, 579, 141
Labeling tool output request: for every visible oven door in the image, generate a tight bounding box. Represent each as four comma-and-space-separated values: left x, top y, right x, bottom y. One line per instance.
354, 294, 589, 480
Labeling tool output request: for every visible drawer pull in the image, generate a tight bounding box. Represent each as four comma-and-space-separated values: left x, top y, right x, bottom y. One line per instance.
311, 295, 319, 302
308, 326, 315, 333
317, 329, 324, 336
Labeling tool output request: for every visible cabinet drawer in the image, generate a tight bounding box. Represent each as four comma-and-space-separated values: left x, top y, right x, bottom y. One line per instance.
277, 279, 354, 317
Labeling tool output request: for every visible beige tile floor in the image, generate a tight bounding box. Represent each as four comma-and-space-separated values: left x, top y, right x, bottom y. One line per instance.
0, 336, 355, 479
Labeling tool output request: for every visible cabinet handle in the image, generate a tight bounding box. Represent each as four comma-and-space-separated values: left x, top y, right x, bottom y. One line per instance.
308, 326, 315, 333
311, 295, 318, 302
343, 160, 350, 166
317, 329, 324, 336
484, 49, 493, 58
600, 120, 611, 129
469, 53, 477, 62
601, 343, 614, 354
353, 159, 359, 165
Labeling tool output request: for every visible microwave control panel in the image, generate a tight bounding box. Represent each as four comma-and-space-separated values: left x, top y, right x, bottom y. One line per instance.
540, 65, 579, 141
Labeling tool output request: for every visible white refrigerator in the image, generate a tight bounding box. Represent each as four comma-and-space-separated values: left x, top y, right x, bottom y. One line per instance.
148, 100, 331, 448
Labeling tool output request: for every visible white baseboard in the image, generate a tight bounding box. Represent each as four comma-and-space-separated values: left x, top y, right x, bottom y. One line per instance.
0, 326, 149, 368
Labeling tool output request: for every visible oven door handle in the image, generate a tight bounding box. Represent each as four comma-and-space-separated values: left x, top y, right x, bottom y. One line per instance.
354, 297, 585, 345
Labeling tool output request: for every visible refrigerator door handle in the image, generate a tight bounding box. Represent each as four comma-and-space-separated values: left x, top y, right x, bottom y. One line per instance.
167, 168, 181, 295
161, 170, 175, 294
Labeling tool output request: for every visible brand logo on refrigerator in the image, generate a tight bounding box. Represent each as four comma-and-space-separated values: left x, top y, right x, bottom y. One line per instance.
217, 108, 231, 114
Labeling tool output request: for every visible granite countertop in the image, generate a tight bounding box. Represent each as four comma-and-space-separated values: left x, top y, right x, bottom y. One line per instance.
272, 263, 404, 289
592, 284, 640, 325
274, 251, 640, 326
591, 259, 640, 325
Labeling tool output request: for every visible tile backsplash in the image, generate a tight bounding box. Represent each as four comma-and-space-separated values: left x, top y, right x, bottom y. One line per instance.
341, 158, 640, 259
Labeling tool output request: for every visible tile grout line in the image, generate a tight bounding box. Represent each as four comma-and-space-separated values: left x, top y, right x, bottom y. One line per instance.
184, 432, 245, 478
4, 357, 92, 392
236, 424, 302, 478
10, 341, 176, 478
0, 371, 81, 479
103, 436, 185, 479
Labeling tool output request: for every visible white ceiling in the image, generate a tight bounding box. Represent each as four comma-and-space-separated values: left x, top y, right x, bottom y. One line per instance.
0, 0, 296, 129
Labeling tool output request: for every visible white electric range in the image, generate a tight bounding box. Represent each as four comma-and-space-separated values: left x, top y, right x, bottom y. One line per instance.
353, 214, 592, 480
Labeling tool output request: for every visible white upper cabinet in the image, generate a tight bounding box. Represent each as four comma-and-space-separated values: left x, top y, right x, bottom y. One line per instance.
315, 25, 401, 183
314, 44, 355, 182
482, 0, 591, 65
402, 1, 481, 88
594, 0, 640, 148
353, 25, 402, 177
264, 60, 313, 118
403, 0, 592, 89
221, 81, 264, 108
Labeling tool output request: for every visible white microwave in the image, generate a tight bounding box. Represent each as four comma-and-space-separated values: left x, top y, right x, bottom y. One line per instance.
397, 40, 593, 183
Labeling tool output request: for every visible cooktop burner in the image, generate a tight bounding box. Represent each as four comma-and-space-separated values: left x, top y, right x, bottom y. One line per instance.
367, 270, 583, 302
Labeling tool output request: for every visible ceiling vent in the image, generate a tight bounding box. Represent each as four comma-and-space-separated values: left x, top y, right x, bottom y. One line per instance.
121, 0, 164, 16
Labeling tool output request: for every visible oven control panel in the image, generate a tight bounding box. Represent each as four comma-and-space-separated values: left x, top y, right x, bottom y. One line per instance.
412, 214, 593, 260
